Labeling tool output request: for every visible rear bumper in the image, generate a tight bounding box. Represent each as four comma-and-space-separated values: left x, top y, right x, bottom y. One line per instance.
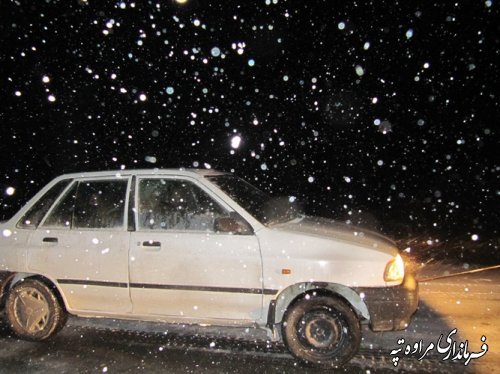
0, 271, 14, 309
355, 273, 419, 331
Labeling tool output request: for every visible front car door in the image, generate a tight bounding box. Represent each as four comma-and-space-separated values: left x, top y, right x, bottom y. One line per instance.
129, 175, 263, 322
27, 176, 132, 314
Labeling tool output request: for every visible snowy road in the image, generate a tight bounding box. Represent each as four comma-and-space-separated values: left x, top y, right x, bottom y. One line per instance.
0, 268, 498, 373
360, 267, 500, 373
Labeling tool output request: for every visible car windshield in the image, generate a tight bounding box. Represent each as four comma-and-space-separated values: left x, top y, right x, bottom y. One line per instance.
207, 174, 302, 225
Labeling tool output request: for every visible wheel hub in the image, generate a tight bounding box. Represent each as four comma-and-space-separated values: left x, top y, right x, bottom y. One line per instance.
301, 311, 341, 349
14, 288, 50, 333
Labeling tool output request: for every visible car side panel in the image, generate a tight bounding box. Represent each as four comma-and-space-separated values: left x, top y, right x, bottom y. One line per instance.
27, 228, 132, 314
129, 231, 264, 321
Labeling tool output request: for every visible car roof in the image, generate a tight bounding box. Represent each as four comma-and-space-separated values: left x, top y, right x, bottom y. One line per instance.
55, 168, 229, 180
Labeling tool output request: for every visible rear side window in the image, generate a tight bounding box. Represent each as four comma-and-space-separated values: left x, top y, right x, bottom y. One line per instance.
43, 179, 128, 229
17, 179, 72, 229
43, 183, 77, 228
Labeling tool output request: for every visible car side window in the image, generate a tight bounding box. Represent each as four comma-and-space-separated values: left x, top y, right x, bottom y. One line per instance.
43, 179, 128, 229
41, 182, 77, 228
17, 179, 72, 229
138, 178, 228, 231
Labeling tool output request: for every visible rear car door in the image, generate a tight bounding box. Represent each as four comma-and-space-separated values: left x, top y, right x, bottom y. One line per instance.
27, 176, 132, 314
129, 176, 263, 322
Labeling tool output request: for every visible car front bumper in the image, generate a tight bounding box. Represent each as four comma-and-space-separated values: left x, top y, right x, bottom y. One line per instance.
355, 273, 419, 331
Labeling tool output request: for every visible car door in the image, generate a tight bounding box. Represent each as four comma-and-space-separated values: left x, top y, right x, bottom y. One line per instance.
27, 177, 132, 314
129, 176, 263, 322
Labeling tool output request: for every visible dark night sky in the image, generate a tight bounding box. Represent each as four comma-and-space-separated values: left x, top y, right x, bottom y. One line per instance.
0, 0, 498, 242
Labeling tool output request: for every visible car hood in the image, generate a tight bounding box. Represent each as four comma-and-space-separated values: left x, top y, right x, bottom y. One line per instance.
270, 216, 398, 256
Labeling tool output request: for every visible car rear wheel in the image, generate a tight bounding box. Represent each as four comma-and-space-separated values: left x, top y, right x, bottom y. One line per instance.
282, 294, 361, 368
5, 279, 67, 341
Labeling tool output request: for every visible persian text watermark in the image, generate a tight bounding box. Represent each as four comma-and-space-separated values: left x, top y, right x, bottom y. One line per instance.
390, 329, 488, 367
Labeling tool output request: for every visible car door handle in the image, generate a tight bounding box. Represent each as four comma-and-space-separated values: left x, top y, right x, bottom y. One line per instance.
42, 237, 58, 243
142, 241, 161, 248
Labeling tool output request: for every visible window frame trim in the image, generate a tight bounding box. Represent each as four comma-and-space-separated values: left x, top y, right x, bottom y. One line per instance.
39, 176, 132, 231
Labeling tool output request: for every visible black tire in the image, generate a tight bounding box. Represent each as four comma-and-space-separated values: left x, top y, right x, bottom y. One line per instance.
282, 294, 361, 368
5, 279, 67, 341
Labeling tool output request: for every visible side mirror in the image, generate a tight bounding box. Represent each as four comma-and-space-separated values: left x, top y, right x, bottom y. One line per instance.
214, 214, 253, 235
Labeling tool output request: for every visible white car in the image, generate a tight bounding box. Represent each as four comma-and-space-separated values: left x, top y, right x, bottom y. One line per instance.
0, 169, 418, 367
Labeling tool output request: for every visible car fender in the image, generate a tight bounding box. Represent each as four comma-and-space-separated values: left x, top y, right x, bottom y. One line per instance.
4, 272, 69, 310
272, 281, 370, 325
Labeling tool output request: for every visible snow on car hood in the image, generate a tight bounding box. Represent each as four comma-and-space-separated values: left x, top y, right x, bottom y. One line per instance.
270, 216, 398, 256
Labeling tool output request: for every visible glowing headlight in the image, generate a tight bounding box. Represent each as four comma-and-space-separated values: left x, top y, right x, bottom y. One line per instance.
384, 254, 405, 282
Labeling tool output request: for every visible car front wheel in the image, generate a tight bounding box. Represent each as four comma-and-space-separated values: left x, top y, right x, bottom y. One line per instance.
282, 294, 361, 368
5, 279, 67, 341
